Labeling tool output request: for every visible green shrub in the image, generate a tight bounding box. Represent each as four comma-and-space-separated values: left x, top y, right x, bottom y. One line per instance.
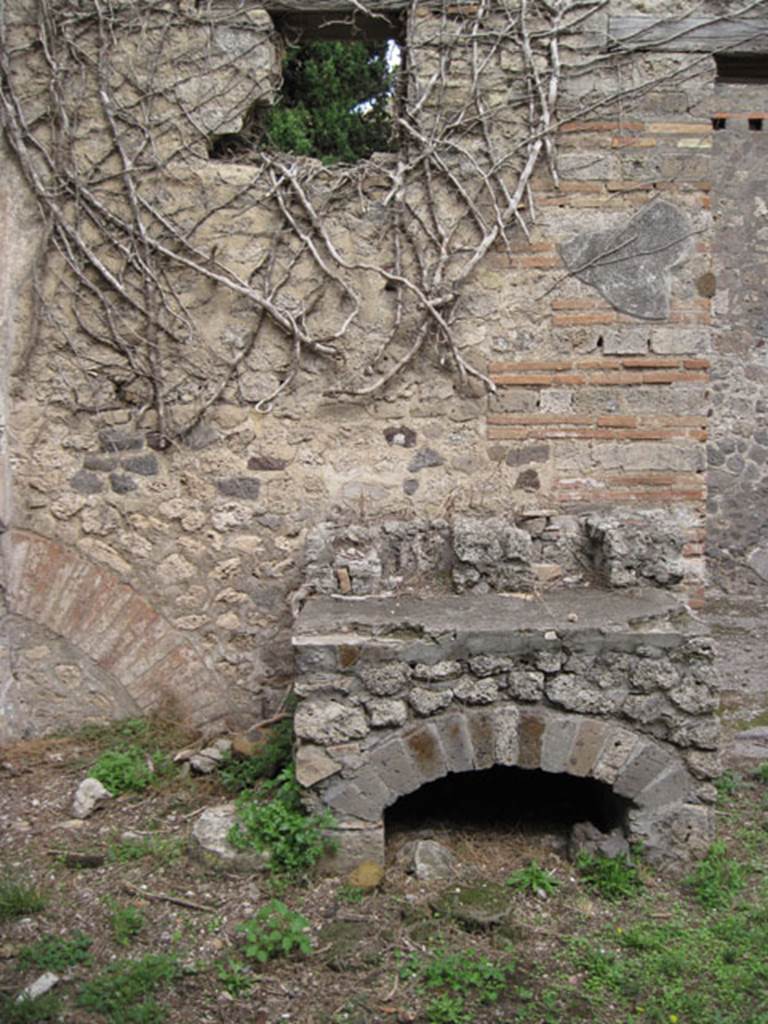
228, 765, 335, 878
91, 746, 155, 795
576, 851, 644, 902
108, 901, 146, 946
237, 900, 311, 963
216, 957, 254, 996
0, 993, 62, 1022
686, 840, 747, 909
0, 876, 47, 920
506, 860, 560, 897
77, 954, 179, 1024
755, 762, 768, 784
19, 930, 92, 971
218, 713, 294, 793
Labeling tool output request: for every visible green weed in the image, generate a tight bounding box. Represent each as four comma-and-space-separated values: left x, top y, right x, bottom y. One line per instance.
755, 762, 768, 784
229, 765, 335, 878
506, 860, 560, 897
237, 900, 311, 963
686, 840, 747, 909
91, 746, 155, 795
218, 711, 294, 793
106, 835, 183, 866
715, 770, 742, 804
0, 993, 62, 1023
0, 876, 47, 920
337, 883, 367, 904
19, 930, 92, 971
108, 901, 146, 946
76, 953, 179, 1024
215, 956, 254, 996
400, 945, 513, 1024
576, 851, 644, 902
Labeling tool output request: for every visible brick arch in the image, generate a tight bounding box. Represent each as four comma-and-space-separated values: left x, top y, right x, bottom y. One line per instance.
6, 530, 225, 727
319, 706, 698, 861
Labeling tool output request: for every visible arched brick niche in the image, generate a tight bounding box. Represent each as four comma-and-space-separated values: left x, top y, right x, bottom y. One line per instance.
4, 530, 226, 731
292, 591, 720, 873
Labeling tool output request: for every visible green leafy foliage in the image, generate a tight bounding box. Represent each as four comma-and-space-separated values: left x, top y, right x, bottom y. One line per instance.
400, 946, 513, 1024
506, 860, 560, 897
686, 840, 747, 909
715, 769, 742, 804
576, 851, 644, 902
263, 40, 395, 163
218, 713, 294, 793
91, 746, 155, 796
216, 956, 254, 996
228, 765, 335, 878
77, 954, 180, 1024
0, 875, 47, 920
0, 993, 62, 1023
108, 901, 146, 946
19, 930, 92, 971
237, 900, 311, 963
755, 761, 768, 784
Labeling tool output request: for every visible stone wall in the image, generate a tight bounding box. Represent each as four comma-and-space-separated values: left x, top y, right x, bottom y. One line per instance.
1, 1, 764, 738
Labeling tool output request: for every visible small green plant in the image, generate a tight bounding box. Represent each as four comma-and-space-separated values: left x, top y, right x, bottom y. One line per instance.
218, 712, 294, 793
400, 946, 513, 1024
91, 746, 155, 795
715, 770, 741, 803
77, 953, 179, 1023
686, 840, 747, 909
216, 957, 254, 996
576, 851, 644, 902
337, 883, 367, 904
755, 762, 768, 784
506, 860, 560, 897
19, 930, 92, 971
107, 835, 183, 866
0, 993, 62, 1023
236, 900, 311, 963
229, 765, 335, 878
108, 901, 146, 946
0, 876, 47, 920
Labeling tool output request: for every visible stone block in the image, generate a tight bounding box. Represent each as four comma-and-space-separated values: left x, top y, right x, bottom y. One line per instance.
360, 662, 410, 696
294, 699, 369, 745
409, 687, 453, 716
367, 697, 408, 728
614, 743, 673, 801
412, 660, 463, 681
540, 715, 580, 774
507, 668, 545, 701
370, 736, 421, 798
453, 676, 498, 705
517, 711, 546, 769
403, 723, 448, 783
320, 825, 385, 873
467, 710, 496, 769
593, 728, 645, 785
436, 713, 475, 774
295, 744, 341, 788
636, 763, 692, 810
324, 772, 388, 823
492, 705, 520, 766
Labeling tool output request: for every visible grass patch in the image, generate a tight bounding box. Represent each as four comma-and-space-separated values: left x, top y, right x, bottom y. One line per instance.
0, 875, 47, 921
576, 851, 644, 902
0, 993, 62, 1022
106, 835, 184, 866
506, 860, 560, 897
400, 945, 514, 1024
19, 930, 92, 971
77, 953, 180, 1023
108, 901, 146, 946
685, 840, 747, 909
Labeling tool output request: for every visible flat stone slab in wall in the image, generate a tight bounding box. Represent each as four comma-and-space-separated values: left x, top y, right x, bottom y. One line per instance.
293, 590, 719, 874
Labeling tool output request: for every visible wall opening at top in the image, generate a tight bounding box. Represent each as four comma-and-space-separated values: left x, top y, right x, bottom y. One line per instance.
210, 5, 405, 163
385, 765, 631, 853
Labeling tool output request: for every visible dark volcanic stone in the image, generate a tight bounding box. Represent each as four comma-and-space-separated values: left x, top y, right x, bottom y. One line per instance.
506, 443, 549, 467
216, 477, 262, 500
71, 470, 104, 495
248, 454, 288, 471
408, 447, 444, 472
109, 472, 138, 494
516, 469, 540, 491
122, 454, 159, 476
403, 478, 420, 496
83, 454, 118, 472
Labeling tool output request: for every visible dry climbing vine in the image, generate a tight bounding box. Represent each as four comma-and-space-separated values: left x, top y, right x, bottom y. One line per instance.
0, 0, 752, 442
